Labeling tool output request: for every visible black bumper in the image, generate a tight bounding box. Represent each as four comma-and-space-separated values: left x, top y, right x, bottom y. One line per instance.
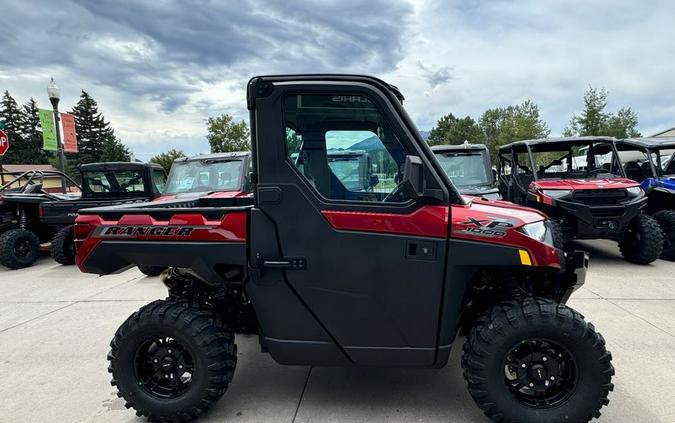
557, 250, 589, 303
555, 196, 647, 239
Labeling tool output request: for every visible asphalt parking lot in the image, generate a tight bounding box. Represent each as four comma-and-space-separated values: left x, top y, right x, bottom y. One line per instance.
1, 239, 674, 423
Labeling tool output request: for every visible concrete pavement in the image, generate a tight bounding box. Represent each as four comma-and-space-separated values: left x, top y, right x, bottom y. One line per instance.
0, 240, 674, 422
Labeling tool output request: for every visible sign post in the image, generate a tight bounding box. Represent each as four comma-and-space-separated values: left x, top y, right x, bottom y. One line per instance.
0, 128, 8, 185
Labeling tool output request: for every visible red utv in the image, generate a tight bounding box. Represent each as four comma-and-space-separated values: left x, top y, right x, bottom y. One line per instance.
74, 75, 612, 423
498, 136, 663, 264
135, 151, 251, 276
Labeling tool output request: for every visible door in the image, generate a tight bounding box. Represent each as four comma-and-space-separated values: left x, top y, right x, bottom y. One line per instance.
248, 77, 450, 366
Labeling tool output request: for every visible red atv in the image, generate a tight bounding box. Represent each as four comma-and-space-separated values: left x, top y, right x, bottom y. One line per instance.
498, 137, 663, 264
136, 151, 251, 276
75, 75, 613, 423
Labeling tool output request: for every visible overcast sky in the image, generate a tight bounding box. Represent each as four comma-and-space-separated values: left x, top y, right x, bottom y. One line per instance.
2, 0, 674, 159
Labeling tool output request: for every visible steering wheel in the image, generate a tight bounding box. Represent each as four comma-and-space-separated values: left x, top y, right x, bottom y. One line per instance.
382, 183, 407, 203
584, 168, 605, 178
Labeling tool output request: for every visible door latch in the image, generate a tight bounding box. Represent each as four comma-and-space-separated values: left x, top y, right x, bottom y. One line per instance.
256, 253, 307, 270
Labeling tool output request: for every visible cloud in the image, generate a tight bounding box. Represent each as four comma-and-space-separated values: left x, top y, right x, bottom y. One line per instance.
417, 60, 454, 89
1, 0, 674, 156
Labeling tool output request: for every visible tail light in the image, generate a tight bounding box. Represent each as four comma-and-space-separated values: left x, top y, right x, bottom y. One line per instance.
39, 206, 44, 218
73, 220, 97, 253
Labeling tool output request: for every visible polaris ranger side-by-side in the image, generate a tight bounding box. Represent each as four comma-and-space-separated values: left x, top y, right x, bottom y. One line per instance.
498, 137, 663, 264
432, 142, 500, 199
615, 137, 675, 259
135, 152, 251, 276
0, 170, 81, 269
75, 75, 613, 423
41, 162, 167, 265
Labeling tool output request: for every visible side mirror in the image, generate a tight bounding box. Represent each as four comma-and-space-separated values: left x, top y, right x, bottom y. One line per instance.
401, 155, 424, 198
369, 174, 379, 188
492, 169, 498, 186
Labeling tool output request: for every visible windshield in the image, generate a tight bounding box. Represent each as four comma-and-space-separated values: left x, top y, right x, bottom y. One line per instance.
526, 142, 624, 180
164, 159, 244, 194
81, 170, 147, 196
656, 148, 675, 176
434, 151, 491, 187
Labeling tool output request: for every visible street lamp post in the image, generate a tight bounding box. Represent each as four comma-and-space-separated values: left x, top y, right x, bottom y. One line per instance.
47, 78, 67, 193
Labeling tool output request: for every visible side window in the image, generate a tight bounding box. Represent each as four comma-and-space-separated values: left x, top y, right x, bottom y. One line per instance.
153, 169, 167, 193
283, 94, 410, 203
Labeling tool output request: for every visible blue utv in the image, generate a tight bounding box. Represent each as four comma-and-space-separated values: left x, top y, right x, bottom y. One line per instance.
616, 137, 675, 260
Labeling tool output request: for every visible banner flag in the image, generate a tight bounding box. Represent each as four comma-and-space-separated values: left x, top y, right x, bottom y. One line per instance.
60, 112, 78, 153
39, 109, 57, 151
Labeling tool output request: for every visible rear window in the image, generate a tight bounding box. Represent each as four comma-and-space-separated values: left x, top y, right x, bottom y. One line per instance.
82, 170, 147, 195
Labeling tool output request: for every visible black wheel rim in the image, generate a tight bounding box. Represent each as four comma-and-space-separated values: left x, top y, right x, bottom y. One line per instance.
14, 239, 32, 258
135, 336, 194, 398
503, 339, 577, 408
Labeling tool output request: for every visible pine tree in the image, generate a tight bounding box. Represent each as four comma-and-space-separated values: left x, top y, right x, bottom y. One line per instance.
0, 91, 27, 164
101, 134, 131, 162
18, 98, 49, 164
70, 91, 116, 165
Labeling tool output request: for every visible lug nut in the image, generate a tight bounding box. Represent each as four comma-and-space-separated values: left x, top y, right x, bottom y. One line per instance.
168, 349, 172, 354
542, 357, 547, 362
529, 383, 534, 387
550, 376, 555, 380
521, 364, 527, 368
153, 359, 158, 363
178, 364, 183, 369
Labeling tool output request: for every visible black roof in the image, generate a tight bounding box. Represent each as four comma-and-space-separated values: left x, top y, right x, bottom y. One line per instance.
499, 136, 616, 153
248, 74, 404, 103
175, 151, 250, 163
80, 162, 163, 171
431, 143, 488, 152
617, 137, 675, 150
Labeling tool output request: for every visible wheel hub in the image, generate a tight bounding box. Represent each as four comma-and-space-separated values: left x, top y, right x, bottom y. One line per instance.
135, 336, 194, 398
504, 339, 577, 407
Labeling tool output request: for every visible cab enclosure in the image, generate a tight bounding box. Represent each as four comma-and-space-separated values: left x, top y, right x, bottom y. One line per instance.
431, 142, 499, 199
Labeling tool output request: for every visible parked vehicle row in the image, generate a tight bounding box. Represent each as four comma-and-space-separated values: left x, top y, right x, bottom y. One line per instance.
5, 75, 672, 423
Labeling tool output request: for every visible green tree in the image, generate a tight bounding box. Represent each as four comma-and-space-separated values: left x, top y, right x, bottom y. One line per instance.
0, 91, 27, 164
563, 86, 641, 138
427, 113, 482, 146
18, 98, 50, 164
479, 100, 550, 162
206, 114, 250, 153
71, 91, 117, 165
150, 148, 186, 173
101, 135, 131, 162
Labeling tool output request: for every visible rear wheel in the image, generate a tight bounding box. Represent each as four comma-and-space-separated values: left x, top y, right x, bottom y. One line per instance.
654, 210, 675, 261
108, 299, 237, 422
138, 265, 166, 277
619, 214, 663, 264
550, 219, 564, 250
52, 225, 75, 265
0, 228, 41, 269
462, 298, 614, 423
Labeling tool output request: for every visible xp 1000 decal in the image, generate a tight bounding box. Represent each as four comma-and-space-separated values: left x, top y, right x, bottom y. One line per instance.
456, 217, 515, 237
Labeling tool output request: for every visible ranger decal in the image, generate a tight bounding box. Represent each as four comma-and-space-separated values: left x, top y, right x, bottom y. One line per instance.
100, 226, 195, 237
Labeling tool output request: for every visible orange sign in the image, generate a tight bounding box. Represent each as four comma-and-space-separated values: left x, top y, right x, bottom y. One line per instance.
60, 113, 78, 153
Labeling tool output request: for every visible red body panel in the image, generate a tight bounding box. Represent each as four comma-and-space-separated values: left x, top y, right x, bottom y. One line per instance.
75, 212, 247, 272
321, 206, 449, 238
321, 200, 559, 268
530, 178, 639, 191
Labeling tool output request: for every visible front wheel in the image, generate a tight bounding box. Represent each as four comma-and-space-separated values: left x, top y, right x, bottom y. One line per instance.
462, 298, 614, 423
109, 299, 237, 422
0, 228, 41, 269
654, 210, 675, 261
618, 214, 663, 264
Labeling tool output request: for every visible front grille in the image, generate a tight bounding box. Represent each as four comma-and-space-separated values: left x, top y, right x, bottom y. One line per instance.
572, 189, 627, 206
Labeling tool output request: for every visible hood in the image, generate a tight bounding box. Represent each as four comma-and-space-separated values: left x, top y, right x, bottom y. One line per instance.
456, 195, 546, 226
531, 178, 639, 191
641, 176, 675, 192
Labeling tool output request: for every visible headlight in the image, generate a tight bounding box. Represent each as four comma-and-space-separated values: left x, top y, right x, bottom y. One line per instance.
626, 186, 643, 197
520, 220, 548, 243
541, 189, 571, 199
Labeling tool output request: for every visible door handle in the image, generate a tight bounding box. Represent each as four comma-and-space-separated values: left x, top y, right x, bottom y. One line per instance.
256, 253, 307, 270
